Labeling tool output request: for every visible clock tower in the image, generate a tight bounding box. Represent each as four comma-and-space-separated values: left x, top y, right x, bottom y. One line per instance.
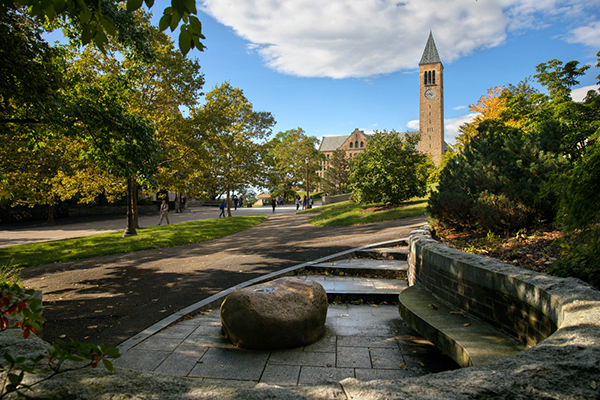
419, 32, 445, 164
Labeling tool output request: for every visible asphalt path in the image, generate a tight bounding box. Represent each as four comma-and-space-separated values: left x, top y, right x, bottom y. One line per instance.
15, 209, 427, 348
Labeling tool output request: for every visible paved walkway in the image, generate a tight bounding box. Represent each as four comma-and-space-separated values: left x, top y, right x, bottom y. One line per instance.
0, 205, 300, 248
16, 210, 428, 348
114, 304, 455, 385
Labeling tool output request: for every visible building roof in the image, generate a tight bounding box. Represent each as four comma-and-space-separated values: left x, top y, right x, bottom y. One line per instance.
419, 31, 441, 65
318, 136, 349, 152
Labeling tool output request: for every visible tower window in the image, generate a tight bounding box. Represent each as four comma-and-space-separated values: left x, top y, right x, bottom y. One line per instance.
428, 71, 432, 85
432, 70, 435, 85
423, 72, 427, 85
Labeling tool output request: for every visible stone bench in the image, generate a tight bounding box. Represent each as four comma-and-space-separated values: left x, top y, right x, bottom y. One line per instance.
399, 284, 525, 367
399, 225, 563, 369
220, 277, 327, 349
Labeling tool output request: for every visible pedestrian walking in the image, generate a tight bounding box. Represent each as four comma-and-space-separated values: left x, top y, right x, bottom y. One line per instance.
233, 195, 238, 211
295, 195, 300, 211
302, 195, 306, 210
219, 199, 226, 217
271, 197, 277, 213
158, 200, 170, 225
309, 197, 313, 209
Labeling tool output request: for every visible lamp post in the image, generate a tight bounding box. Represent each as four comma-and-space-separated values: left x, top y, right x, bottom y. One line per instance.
305, 156, 310, 209
226, 152, 231, 217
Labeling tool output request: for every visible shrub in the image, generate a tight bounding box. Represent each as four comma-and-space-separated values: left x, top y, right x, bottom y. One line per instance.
428, 120, 563, 233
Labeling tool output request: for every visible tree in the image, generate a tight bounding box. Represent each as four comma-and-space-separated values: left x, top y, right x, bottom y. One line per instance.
322, 148, 349, 195
349, 130, 432, 206
265, 128, 323, 200
1, 0, 205, 56
191, 82, 275, 216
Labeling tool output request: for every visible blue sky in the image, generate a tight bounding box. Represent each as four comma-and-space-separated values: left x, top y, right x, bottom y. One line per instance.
155, 1, 599, 145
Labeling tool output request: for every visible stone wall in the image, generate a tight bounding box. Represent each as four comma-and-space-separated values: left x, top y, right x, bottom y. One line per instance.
408, 225, 558, 347
322, 193, 352, 205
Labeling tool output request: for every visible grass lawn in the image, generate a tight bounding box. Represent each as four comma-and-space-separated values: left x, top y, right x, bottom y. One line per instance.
0, 215, 267, 268
299, 197, 428, 227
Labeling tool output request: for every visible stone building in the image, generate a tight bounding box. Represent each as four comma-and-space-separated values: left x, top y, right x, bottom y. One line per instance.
317, 32, 446, 175
316, 128, 370, 179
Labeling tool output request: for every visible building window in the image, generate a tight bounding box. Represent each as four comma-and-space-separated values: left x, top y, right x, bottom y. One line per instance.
349, 142, 353, 148
355, 141, 358, 148
360, 141, 363, 147
432, 70, 435, 85
428, 71, 432, 85
327, 154, 330, 159
424, 71, 427, 85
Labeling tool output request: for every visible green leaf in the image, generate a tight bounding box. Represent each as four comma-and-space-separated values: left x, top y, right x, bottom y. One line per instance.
158, 14, 171, 32
126, 0, 143, 12
54, 0, 66, 13
178, 27, 192, 55
182, 0, 196, 14
171, 0, 185, 15
102, 359, 114, 372
100, 16, 117, 36
188, 15, 202, 34
169, 10, 181, 32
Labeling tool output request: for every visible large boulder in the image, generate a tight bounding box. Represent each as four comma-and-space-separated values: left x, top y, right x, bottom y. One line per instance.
220, 277, 328, 349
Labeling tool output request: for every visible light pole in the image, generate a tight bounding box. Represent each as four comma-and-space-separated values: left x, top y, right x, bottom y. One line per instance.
305, 156, 310, 209
226, 152, 231, 217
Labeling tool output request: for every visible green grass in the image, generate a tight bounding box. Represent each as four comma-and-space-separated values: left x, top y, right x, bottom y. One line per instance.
299, 198, 428, 227
0, 216, 267, 268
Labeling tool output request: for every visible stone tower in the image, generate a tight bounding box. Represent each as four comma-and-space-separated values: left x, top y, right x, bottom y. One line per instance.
419, 32, 445, 165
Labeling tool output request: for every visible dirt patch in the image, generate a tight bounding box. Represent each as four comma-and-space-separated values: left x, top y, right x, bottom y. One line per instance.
432, 224, 566, 273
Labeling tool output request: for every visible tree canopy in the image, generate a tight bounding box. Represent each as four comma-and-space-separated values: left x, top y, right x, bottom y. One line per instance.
349, 130, 432, 206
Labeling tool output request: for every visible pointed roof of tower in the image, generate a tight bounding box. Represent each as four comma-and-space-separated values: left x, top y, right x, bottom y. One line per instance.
419, 31, 441, 65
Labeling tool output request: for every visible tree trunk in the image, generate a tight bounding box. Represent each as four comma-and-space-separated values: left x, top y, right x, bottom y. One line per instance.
46, 204, 55, 225
132, 180, 140, 229
123, 177, 137, 237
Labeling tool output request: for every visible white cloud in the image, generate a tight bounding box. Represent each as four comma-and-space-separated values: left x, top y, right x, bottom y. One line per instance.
445, 113, 478, 145
453, 105, 468, 110
201, 0, 596, 79
565, 20, 600, 47
404, 114, 476, 144
406, 120, 419, 131
571, 85, 600, 102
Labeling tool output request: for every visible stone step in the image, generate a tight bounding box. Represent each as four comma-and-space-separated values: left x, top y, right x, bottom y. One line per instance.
355, 246, 409, 261
305, 259, 408, 279
296, 275, 408, 303
398, 284, 526, 368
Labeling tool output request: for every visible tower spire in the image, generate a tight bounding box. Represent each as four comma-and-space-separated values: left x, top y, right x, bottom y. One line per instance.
419, 31, 441, 65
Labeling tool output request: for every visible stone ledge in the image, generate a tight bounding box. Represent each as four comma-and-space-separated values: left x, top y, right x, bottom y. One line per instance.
399, 284, 525, 367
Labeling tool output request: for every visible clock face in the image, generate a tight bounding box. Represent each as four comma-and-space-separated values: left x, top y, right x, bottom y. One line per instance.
425, 89, 435, 99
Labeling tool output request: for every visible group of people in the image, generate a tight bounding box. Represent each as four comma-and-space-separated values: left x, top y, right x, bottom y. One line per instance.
294, 195, 312, 211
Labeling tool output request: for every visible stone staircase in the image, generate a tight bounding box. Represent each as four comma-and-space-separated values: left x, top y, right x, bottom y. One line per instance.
295, 240, 409, 303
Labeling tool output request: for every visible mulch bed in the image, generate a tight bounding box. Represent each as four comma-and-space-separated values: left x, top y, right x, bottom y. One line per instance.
432, 224, 566, 273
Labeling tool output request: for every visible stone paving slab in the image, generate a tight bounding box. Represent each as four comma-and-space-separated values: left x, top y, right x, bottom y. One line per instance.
115, 304, 459, 385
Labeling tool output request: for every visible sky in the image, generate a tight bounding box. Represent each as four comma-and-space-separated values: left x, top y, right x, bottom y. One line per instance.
154, 0, 600, 146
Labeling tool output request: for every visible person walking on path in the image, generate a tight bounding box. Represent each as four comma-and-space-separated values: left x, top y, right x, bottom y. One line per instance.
271, 197, 277, 213
158, 200, 170, 225
219, 200, 226, 218
295, 196, 300, 211
309, 197, 313, 209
